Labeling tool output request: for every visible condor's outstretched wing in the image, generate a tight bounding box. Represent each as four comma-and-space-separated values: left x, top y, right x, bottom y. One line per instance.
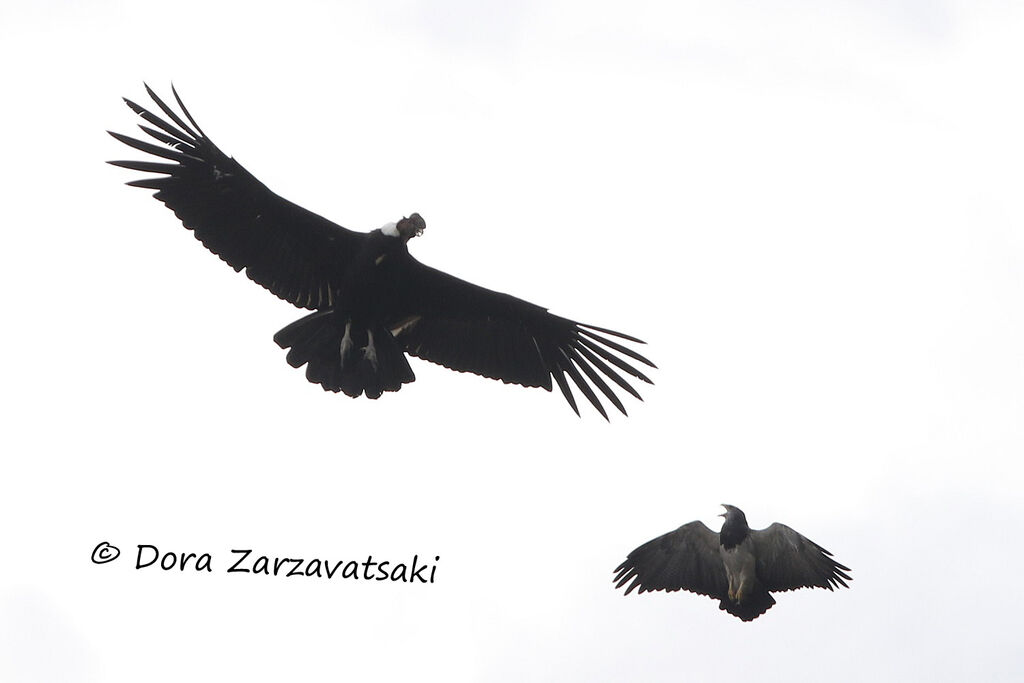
749, 523, 852, 593
394, 260, 655, 419
613, 521, 728, 598
108, 85, 365, 310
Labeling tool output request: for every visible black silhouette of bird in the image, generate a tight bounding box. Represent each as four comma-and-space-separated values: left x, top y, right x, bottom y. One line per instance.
108, 85, 655, 418
614, 505, 851, 621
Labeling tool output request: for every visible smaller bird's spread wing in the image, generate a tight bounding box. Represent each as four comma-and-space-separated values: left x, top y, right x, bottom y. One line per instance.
749, 523, 852, 593
109, 85, 365, 310
393, 260, 655, 419
614, 521, 728, 598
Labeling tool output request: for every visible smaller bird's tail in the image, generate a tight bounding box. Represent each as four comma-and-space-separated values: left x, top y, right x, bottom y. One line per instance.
273, 311, 415, 399
720, 589, 776, 622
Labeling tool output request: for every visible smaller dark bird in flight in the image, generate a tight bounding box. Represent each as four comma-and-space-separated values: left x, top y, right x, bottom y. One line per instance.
108, 85, 656, 418
614, 505, 851, 621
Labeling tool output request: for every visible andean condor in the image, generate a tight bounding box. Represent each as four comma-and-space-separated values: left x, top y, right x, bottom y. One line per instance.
614, 505, 851, 621
109, 85, 655, 418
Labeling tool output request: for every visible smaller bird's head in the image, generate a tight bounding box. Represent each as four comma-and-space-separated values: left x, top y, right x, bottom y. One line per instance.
719, 504, 746, 522
396, 213, 426, 241
718, 504, 750, 549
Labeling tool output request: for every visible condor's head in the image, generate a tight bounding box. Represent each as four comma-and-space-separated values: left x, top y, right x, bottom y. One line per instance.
386, 213, 425, 242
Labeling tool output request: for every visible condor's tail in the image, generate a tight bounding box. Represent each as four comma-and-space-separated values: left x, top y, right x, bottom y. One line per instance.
273, 311, 415, 399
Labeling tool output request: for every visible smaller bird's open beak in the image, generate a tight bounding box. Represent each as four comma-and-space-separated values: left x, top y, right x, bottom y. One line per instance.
719, 503, 729, 517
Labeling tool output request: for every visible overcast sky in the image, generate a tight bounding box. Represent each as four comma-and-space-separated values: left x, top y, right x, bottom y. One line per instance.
2, 1, 1023, 681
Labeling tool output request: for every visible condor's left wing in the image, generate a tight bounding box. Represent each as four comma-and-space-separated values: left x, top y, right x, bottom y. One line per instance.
109, 85, 366, 310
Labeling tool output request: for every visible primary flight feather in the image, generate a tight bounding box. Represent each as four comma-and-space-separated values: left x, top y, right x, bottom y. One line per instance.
109, 85, 655, 418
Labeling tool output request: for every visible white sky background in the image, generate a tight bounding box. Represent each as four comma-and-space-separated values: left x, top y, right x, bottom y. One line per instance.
1, 0, 1022, 681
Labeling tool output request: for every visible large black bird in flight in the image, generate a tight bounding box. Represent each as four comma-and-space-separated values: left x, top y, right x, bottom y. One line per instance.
109, 86, 655, 418
614, 505, 851, 621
